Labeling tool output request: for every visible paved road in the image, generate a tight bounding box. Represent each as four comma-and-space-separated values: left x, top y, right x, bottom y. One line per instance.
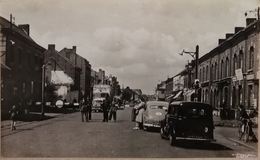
1, 107, 257, 158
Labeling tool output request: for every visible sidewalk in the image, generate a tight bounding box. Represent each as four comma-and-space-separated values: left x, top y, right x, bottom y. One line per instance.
214, 116, 258, 128
215, 126, 258, 151
1, 112, 62, 129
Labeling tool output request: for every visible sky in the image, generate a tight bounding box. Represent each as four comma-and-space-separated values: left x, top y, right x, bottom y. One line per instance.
0, 0, 259, 94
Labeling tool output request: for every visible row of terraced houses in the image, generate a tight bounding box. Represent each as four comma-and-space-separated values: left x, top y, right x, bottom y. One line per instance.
156, 18, 260, 120
0, 16, 120, 119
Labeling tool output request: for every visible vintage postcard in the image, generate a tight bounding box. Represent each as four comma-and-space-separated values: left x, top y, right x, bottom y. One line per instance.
0, 0, 259, 159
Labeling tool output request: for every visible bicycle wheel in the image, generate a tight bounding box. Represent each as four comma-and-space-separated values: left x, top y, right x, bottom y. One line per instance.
244, 125, 250, 142
238, 124, 243, 140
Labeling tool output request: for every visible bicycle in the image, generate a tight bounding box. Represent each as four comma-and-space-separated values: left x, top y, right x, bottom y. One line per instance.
238, 118, 257, 142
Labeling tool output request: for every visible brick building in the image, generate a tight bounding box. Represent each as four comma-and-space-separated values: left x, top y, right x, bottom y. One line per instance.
198, 18, 259, 119
161, 18, 259, 120
58, 46, 92, 101
43, 44, 76, 104
0, 16, 45, 118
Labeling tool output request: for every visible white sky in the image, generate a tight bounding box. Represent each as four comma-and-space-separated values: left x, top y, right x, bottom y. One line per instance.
0, 0, 259, 94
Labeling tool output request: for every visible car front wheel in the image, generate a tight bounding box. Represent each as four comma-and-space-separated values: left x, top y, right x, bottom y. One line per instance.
160, 128, 165, 139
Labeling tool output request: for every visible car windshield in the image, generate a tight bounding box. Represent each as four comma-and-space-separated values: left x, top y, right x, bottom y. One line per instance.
149, 105, 168, 110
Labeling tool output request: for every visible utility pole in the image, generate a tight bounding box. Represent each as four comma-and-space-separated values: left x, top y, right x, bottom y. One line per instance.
179, 45, 200, 102
195, 45, 199, 79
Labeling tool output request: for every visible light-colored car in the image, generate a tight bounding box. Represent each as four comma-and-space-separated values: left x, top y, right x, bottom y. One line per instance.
142, 101, 169, 130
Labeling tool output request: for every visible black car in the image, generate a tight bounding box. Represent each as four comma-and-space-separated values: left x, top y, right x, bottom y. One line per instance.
160, 101, 215, 146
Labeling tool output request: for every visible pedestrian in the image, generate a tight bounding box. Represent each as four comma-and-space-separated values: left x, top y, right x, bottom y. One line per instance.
9, 105, 19, 131
109, 98, 118, 122
80, 99, 88, 122
133, 98, 145, 130
88, 97, 92, 120
102, 95, 110, 122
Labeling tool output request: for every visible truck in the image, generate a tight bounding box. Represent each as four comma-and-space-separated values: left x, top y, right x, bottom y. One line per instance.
92, 84, 111, 112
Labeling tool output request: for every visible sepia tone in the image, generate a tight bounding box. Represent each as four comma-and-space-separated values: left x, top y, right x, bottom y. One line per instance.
0, 0, 259, 159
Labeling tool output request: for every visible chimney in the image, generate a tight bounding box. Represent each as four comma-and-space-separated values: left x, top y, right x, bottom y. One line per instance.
72, 46, 76, 52
48, 44, 55, 51
18, 24, 30, 36
225, 33, 234, 39
218, 39, 225, 45
246, 18, 257, 26
234, 27, 244, 33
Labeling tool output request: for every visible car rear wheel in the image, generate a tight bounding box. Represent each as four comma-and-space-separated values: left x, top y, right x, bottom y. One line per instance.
169, 131, 176, 146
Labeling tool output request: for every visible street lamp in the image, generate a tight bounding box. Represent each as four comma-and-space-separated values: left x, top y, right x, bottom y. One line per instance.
179, 45, 200, 102
179, 45, 199, 79
41, 62, 51, 116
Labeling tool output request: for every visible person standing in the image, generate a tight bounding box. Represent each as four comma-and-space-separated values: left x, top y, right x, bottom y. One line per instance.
133, 98, 145, 130
80, 99, 88, 122
9, 105, 19, 131
109, 98, 118, 122
88, 97, 92, 120
102, 95, 109, 122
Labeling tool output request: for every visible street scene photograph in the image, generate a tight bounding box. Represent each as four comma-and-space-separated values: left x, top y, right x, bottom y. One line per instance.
0, 0, 259, 159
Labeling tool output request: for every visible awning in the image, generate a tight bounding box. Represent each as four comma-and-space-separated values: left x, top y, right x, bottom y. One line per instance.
1, 63, 11, 70
173, 91, 183, 100
51, 71, 74, 85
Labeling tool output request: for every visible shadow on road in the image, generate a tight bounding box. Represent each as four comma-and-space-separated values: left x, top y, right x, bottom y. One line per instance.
175, 140, 233, 151
144, 127, 160, 133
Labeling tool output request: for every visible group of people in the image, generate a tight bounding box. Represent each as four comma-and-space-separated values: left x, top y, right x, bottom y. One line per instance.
79, 97, 92, 122
102, 95, 119, 122
79, 95, 119, 122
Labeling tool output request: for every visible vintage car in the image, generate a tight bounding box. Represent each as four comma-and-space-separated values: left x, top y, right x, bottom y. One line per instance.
142, 101, 169, 130
160, 101, 215, 146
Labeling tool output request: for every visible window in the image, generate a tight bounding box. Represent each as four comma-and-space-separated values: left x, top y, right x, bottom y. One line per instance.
199, 69, 202, 82
239, 50, 243, 70
206, 66, 208, 81
211, 64, 214, 81
226, 58, 229, 77
248, 85, 254, 108
203, 67, 205, 82
18, 49, 22, 65
31, 81, 34, 94
249, 47, 254, 69
215, 63, 218, 80
233, 55, 237, 75
221, 60, 224, 79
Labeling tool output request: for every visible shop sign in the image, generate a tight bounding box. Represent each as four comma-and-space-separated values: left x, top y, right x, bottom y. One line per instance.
247, 74, 254, 80
235, 69, 243, 81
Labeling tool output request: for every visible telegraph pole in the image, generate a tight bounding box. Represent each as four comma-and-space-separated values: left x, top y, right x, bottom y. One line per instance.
195, 45, 199, 79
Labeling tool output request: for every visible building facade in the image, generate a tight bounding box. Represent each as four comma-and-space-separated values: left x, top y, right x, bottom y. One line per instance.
197, 18, 259, 119
0, 16, 45, 118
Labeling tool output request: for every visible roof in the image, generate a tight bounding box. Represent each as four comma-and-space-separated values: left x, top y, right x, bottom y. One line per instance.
0, 16, 45, 51
199, 19, 259, 63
